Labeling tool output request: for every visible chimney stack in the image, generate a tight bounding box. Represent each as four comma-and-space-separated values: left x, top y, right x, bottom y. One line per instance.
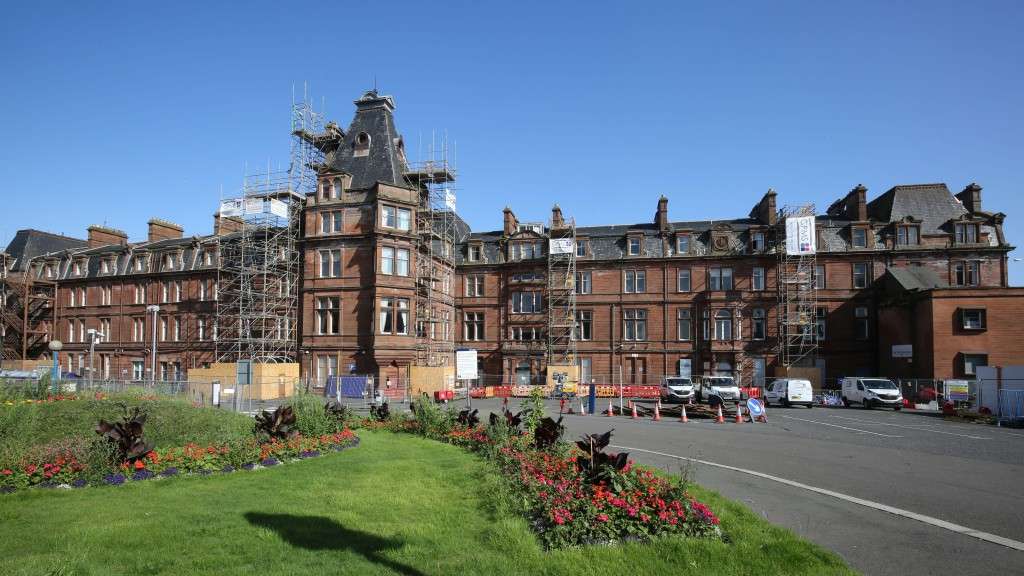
956, 183, 983, 213
214, 213, 244, 236
502, 206, 518, 236
749, 189, 778, 225
654, 196, 669, 231
551, 204, 564, 229
148, 218, 183, 243
86, 225, 128, 248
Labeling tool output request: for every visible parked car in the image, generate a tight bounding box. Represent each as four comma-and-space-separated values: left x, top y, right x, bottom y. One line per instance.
841, 377, 903, 410
764, 378, 814, 408
696, 375, 740, 403
660, 376, 695, 403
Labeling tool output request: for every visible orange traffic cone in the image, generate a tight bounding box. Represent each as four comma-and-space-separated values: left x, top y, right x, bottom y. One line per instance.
716, 404, 725, 424
653, 401, 661, 421
680, 403, 689, 423
734, 403, 743, 424
607, 399, 614, 417
631, 401, 638, 419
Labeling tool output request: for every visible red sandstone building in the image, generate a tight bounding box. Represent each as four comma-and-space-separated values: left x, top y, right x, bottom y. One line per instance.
2, 91, 1020, 387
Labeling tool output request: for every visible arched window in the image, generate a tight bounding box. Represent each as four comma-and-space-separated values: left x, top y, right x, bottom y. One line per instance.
354, 132, 371, 157
714, 309, 733, 340
332, 178, 342, 198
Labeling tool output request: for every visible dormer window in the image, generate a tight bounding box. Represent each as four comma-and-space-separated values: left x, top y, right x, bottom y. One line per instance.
100, 260, 110, 274
511, 242, 543, 261
203, 250, 214, 266
468, 244, 482, 262
72, 261, 83, 276
955, 222, 978, 244
896, 225, 920, 246
331, 178, 343, 199
676, 235, 690, 255
163, 254, 177, 270
354, 132, 371, 157
576, 239, 588, 257
851, 227, 868, 248
627, 236, 641, 256
750, 231, 766, 252
133, 256, 145, 272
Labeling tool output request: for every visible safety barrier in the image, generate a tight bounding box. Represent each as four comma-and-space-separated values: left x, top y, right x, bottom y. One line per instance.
740, 387, 761, 399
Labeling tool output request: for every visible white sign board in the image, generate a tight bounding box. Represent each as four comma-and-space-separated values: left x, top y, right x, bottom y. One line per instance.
549, 238, 576, 255
455, 349, 478, 380
892, 344, 913, 358
785, 216, 817, 255
218, 199, 244, 217
444, 189, 456, 211
268, 198, 289, 218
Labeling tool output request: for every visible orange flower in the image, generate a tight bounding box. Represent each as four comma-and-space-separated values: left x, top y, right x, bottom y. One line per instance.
134, 460, 145, 470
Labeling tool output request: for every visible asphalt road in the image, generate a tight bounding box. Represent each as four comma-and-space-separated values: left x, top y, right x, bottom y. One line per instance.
447, 397, 1024, 576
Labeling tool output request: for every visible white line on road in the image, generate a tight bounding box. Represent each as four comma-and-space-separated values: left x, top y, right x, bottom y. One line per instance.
610, 444, 1024, 553
776, 414, 904, 437
826, 414, 992, 440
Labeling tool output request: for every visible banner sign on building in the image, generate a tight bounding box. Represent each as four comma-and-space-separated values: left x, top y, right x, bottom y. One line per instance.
218, 197, 290, 219
549, 238, 576, 255
267, 198, 289, 218
785, 216, 817, 255
455, 349, 478, 380
892, 344, 913, 359
218, 199, 244, 217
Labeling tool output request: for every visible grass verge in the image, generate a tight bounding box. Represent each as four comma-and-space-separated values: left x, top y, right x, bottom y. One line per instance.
0, 431, 853, 576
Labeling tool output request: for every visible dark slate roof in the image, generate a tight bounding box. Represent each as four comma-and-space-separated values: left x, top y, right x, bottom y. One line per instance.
867, 184, 968, 234
886, 266, 948, 291
3, 229, 87, 271
328, 91, 410, 191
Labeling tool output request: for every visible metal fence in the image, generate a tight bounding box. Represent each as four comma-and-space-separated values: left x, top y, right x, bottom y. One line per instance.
40, 378, 259, 414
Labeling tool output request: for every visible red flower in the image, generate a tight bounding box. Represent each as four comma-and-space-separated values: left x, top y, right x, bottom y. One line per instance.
596, 513, 609, 522
1, 469, 12, 476
25, 464, 37, 474
134, 460, 145, 470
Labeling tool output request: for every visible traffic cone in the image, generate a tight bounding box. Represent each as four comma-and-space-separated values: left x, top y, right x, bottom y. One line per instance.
607, 398, 614, 417
653, 401, 661, 421
734, 403, 743, 424
716, 404, 725, 423
631, 401, 638, 419
680, 403, 689, 423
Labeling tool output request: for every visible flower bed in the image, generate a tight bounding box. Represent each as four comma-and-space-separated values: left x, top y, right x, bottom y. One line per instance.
1, 429, 359, 493
363, 402, 722, 549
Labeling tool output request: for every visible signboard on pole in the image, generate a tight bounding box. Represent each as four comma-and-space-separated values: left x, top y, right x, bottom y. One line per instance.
455, 349, 478, 380
549, 238, 576, 255
785, 216, 817, 255
892, 344, 913, 359
946, 380, 970, 402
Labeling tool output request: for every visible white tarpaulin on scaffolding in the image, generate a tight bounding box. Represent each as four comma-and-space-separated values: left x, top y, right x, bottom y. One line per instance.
218, 198, 289, 219
444, 189, 456, 211
549, 238, 575, 254
785, 216, 817, 255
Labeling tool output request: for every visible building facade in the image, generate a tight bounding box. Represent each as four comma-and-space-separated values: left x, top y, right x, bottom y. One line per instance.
2, 91, 1020, 386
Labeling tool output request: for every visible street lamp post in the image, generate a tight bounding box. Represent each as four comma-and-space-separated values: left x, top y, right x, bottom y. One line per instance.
146, 305, 160, 386
48, 340, 63, 394
86, 328, 104, 389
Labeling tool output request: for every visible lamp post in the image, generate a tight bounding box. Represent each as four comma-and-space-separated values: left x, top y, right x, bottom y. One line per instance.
147, 305, 160, 385
86, 328, 105, 389
48, 340, 63, 394
303, 349, 311, 393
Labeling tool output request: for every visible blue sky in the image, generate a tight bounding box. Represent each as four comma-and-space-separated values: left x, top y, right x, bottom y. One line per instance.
2, 1, 1022, 283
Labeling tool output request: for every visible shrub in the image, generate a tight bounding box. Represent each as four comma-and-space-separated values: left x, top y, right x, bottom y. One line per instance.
287, 394, 335, 437
95, 404, 154, 463
521, 387, 546, 436
253, 406, 298, 442
369, 402, 391, 422
533, 416, 564, 451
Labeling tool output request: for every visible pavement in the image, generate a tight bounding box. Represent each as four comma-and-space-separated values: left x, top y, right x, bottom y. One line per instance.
407, 396, 1024, 576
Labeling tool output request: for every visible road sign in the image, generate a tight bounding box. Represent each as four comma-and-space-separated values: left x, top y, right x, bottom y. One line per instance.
747, 398, 765, 420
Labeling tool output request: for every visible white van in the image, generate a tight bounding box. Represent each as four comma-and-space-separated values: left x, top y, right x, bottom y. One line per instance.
696, 375, 740, 403
661, 376, 695, 403
841, 377, 903, 410
764, 378, 814, 408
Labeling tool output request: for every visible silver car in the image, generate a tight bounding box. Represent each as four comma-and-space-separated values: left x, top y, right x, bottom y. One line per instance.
661, 377, 695, 403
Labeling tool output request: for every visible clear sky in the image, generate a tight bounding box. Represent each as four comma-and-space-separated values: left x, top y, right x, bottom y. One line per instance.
2, 1, 1022, 283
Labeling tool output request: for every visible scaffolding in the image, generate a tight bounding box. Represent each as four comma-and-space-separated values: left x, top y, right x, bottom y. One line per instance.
546, 215, 577, 367
215, 100, 323, 363
406, 136, 457, 367
776, 204, 819, 368
0, 256, 56, 367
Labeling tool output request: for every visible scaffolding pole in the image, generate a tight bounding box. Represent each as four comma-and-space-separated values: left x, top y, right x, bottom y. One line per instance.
546, 215, 577, 367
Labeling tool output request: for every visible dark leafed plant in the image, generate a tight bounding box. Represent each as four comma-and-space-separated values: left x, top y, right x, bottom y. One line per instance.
95, 404, 154, 463
324, 400, 352, 427
533, 416, 564, 450
369, 402, 390, 422
575, 430, 629, 485
254, 405, 298, 441
457, 408, 480, 428
489, 409, 523, 433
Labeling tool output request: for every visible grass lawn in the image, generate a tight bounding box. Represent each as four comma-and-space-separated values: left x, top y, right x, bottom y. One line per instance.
0, 431, 853, 576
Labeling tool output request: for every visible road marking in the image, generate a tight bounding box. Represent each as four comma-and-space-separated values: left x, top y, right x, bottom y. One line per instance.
826, 414, 991, 440
776, 414, 903, 437
610, 444, 1024, 553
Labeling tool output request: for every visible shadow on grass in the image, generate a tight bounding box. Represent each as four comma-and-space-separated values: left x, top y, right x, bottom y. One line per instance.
245, 512, 426, 576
